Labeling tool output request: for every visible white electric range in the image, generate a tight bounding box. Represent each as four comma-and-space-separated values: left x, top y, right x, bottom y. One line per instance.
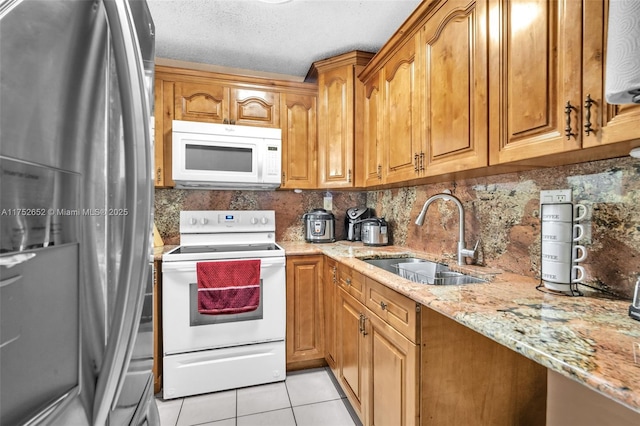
161, 210, 285, 399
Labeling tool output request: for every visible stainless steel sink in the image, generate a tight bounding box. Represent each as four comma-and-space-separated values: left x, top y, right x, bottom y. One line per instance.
424, 271, 486, 285
362, 257, 432, 273
361, 257, 485, 285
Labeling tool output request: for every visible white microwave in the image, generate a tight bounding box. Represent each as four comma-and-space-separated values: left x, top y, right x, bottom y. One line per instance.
172, 120, 282, 190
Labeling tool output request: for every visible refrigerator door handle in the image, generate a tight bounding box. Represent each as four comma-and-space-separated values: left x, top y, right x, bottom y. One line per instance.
94, 1, 153, 425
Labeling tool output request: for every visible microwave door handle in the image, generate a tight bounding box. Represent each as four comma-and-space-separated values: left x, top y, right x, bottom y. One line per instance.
256, 143, 263, 181
94, 1, 153, 425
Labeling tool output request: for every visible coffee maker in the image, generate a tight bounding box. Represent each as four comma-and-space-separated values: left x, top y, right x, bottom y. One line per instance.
345, 207, 372, 241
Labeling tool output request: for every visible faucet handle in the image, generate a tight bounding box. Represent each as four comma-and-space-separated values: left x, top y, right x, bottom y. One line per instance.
471, 240, 480, 258
460, 240, 479, 262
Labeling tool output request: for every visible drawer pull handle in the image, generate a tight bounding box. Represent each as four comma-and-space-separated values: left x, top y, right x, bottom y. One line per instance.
380, 301, 387, 310
346, 278, 352, 286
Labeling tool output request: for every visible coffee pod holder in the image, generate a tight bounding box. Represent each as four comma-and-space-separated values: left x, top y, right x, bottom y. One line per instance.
537, 202, 587, 296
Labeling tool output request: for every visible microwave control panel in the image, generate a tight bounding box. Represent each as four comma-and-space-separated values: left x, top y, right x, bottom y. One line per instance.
265, 145, 280, 176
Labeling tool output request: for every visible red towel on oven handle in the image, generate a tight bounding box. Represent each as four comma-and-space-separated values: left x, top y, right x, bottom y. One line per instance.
196, 259, 261, 315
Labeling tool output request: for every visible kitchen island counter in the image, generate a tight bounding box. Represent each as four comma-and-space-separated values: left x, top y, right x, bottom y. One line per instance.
279, 241, 640, 414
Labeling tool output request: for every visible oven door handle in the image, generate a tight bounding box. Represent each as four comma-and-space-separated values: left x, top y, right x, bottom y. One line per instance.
163, 260, 284, 273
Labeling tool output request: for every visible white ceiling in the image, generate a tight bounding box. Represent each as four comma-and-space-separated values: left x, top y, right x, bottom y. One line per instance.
146, 0, 422, 81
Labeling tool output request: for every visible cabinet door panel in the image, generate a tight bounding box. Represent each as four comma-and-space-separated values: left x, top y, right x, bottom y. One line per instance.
174, 82, 227, 123
582, 0, 640, 148
318, 67, 354, 187
281, 93, 317, 189
508, 1, 550, 136
371, 329, 403, 426
286, 256, 324, 367
337, 289, 365, 420
363, 73, 383, 186
429, 22, 470, 156
384, 38, 421, 183
489, 0, 582, 164
230, 88, 280, 128
368, 312, 419, 426
423, 0, 488, 175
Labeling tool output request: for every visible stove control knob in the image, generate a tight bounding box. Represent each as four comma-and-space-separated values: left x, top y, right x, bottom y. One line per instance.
189, 217, 197, 225
251, 217, 259, 225
200, 218, 208, 225
261, 217, 269, 225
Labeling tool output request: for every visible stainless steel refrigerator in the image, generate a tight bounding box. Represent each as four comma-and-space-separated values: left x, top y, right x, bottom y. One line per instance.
0, 0, 158, 424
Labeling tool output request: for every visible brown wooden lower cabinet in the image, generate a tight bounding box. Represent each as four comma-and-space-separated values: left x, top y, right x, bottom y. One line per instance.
367, 308, 419, 426
421, 308, 547, 425
337, 284, 419, 426
285, 255, 326, 371
291, 257, 548, 425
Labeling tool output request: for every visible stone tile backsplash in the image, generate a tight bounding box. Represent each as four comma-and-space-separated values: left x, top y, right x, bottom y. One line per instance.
155, 156, 640, 299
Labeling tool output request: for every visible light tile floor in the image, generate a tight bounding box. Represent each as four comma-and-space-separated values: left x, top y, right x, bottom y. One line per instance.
155, 367, 361, 426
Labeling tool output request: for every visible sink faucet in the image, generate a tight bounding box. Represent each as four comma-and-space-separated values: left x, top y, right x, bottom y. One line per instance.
415, 191, 478, 265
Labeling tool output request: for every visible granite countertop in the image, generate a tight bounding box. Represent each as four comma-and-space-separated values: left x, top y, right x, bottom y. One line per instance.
153, 245, 178, 261
280, 241, 640, 414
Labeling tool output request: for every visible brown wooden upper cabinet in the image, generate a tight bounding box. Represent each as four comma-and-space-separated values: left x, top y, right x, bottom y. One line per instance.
420, 0, 489, 176
173, 80, 226, 124
310, 51, 374, 188
382, 37, 422, 184
488, 0, 583, 163
358, 0, 640, 186
359, 0, 489, 185
361, 70, 383, 186
174, 81, 280, 128
153, 66, 317, 188
280, 92, 317, 189
581, 0, 640, 149
488, 0, 640, 164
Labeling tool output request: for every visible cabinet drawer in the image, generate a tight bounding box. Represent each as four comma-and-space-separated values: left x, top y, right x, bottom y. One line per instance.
364, 277, 419, 343
338, 263, 365, 303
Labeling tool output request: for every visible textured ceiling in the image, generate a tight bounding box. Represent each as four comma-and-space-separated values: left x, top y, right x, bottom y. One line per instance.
146, 0, 422, 80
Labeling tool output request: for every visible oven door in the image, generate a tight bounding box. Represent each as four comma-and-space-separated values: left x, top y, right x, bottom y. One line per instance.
162, 256, 285, 355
